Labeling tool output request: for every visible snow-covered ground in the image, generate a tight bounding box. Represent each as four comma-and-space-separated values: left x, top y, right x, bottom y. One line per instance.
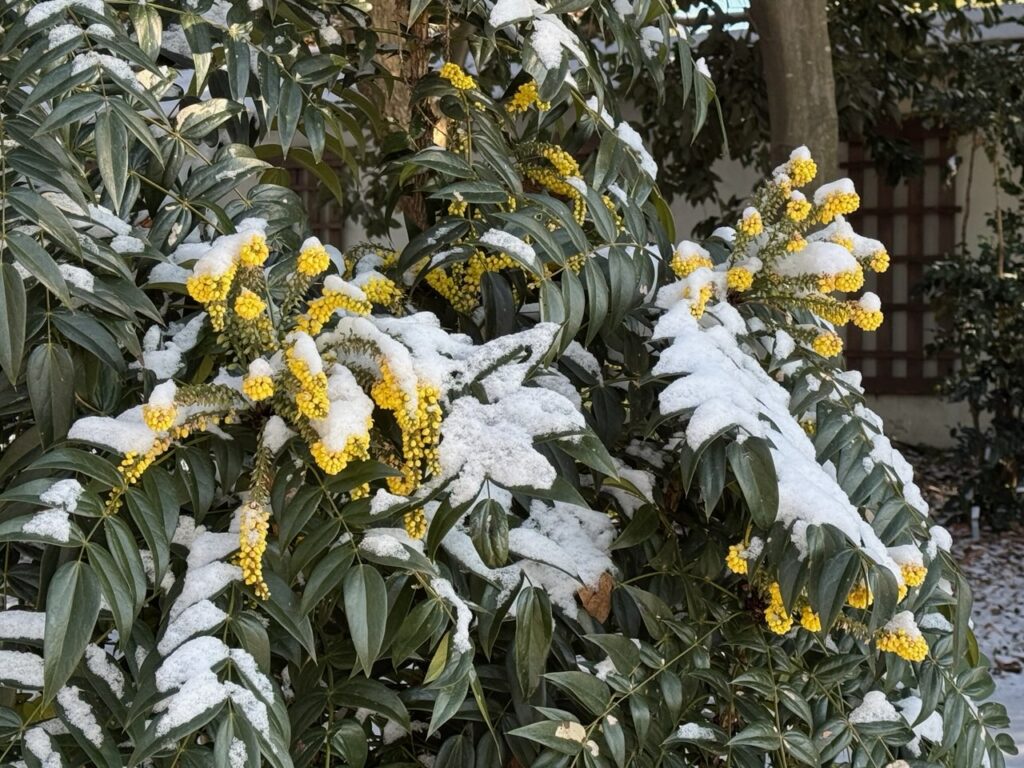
954, 525, 1024, 765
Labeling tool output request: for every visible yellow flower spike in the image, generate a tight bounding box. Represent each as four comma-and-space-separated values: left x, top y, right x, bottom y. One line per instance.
876, 612, 928, 662
815, 298, 851, 326
739, 207, 763, 236
787, 232, 806, 253
404, 508, 428, 540
143, 404, 176, 432
800, 605, 822, 632
850, 292, 884, 331
726, 267, 753, 292
848, 581, 873, 609
834, 267, 865, 293
670, 243, 713, 279
297, 240, 331, 277
814, 179, 860, 224
238, 501, 270, 599
812, 331, 843, 358
902, 564, 927, 588
725, 543, 748, 575
439, 62, 476, 90
869, 249, 890, 273
310, 432, 370, 475
234, 289, 266, 321
506, 80, 550, 113
764, 583, 794, 635
786, 194, 812, 222
786, 147, 817, 187
239, 233, 269, 268
242, 374, 274, 402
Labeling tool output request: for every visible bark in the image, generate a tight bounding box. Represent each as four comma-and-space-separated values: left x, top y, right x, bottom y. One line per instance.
749, 0, 840, 182
370, 0, 431, 230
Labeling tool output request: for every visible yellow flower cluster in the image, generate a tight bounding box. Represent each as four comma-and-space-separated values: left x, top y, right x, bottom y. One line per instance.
310, 429, 370, 475
297, 243, 330, 277
404, 508, 428, 540
814, 298, 852, 326
234, 289, 266, 321
686, 283, 714, 319
851, 305, 884, 331
787, 232, 806, 252
143, 404, 176, 432
812, 331, 843, 358
425, 250, 518, 314
877, 626, 928, 662
816, 190, 861, 225
739, 209, 763, 236
671, 251, 713, 279
361, 276, 402, 308
299, 284, 372, 335
439, 62, 476, 90
117, 438, 171, 485
238, 501, 270, 599
848, 582, 872, 609
243, 373, 274, 401
800, 605, 822, 632
726, 267, 753, 292
286, 347, 329, 420
786, 197, 812, 222
239, 234, 269, 268
818, 268, 864, 294
525, 145, 587, 225
787, 156, 817, 187
371, 362, 443, 495
900, 563, 927, 588
869, 249, 890, 273
725, 543, 748, 574
506, 80, 550, 113
764, 583, 793, 635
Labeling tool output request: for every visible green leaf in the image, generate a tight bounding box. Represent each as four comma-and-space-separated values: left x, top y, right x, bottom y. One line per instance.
263, 572, 317, 659
514, 587, 552, 697
543, 671, 611, 717
278, 77, 302, 153
727, 721, 781, 750
299, 543, 354, 615
726, 436, 779, 528
0, 263, 27, 384
96, 107, 128, 210
469, 498, 509, 568
334, 678, 411, 731
6, 229, 71, 305
27, 343, 75, 445
52, 312, 126, 372
331, 720, 368, 768
176, 99, 242, 139
131, 4, 162, 60
343, 564, 389, 675
508, 720, 585, 755
44, 561, 101, 701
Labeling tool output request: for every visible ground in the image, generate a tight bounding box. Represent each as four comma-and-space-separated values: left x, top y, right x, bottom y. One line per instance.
904, 445, 1024, 765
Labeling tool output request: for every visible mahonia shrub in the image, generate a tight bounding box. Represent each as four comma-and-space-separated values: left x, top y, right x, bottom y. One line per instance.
0, 0, 1013, 767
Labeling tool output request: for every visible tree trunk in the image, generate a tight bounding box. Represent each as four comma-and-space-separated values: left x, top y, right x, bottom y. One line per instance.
749, 0, 840, 182
370, 0, 431, 230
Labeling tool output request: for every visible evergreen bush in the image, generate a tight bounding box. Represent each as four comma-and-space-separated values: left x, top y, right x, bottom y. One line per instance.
0, 1, 1011, 766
